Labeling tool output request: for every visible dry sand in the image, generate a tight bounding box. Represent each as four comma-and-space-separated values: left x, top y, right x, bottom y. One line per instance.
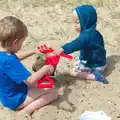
0, 0, 120, 120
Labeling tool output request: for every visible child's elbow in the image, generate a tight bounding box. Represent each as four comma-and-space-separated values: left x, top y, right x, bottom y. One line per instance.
26, 78, 35, 85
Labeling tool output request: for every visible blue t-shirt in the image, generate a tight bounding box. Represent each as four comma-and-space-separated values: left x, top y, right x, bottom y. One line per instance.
0, 52, 31, 110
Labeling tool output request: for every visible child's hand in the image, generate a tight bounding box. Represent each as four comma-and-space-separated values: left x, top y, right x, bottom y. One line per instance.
47, 65, 54, 74
53, 48, 64, 56
33, 47, 39, 54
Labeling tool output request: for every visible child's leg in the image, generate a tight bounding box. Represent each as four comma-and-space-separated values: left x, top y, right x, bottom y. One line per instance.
71, 57, 107, 81
71, 57, 95, 80
70, 64, 107, 80
17, 87, 58, 115
70, 64, 108, 84
70, 69, 95, 80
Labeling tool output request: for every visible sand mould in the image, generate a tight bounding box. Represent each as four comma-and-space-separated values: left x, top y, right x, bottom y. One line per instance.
0, 0, 120, 120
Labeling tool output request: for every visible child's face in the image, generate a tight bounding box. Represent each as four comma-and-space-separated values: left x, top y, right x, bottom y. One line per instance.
73, 12, 81, 33
12, 37, 26, 53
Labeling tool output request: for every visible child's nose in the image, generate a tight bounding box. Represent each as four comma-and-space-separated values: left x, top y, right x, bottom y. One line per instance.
75, 24, 77, 27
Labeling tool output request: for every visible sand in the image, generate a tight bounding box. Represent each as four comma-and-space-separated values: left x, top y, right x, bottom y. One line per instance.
0, 0, 120, 120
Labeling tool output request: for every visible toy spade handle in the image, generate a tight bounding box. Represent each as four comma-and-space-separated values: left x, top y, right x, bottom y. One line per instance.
60, 53, 73, 59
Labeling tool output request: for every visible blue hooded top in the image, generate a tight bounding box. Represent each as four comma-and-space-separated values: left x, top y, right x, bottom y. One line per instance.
62, 5, 106, 68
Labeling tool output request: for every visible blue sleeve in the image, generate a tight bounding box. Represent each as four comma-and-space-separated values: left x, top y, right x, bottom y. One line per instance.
61, 34, 89, 54
4, 56, 31, 84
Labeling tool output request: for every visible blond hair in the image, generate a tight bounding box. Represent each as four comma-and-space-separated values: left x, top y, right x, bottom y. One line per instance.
73, 9, 78, 17
0, 16, 28, 47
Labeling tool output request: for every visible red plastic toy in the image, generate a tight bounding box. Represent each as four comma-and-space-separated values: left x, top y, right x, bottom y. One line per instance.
37, 44, 73, 59
37, 74, 54, 88
37, 44, 73, 88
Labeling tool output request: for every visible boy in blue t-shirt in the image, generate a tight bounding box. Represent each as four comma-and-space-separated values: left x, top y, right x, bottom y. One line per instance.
0, 16, 58, 116
54, 5, 108, 84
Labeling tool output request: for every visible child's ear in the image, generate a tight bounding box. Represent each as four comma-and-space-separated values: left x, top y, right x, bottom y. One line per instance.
12, 39, 18, 47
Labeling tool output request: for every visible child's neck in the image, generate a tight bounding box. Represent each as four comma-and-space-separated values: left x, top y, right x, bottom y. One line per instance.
0, 46, 13, 53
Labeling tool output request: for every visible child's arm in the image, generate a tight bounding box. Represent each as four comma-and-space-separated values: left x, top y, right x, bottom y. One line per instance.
55, 35, 89, 55
54, 48, 64, 56
16, 49, 37, 61
26, 65, 54, 84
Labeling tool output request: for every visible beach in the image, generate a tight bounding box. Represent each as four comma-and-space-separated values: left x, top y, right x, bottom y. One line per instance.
0, 0, 120, 120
